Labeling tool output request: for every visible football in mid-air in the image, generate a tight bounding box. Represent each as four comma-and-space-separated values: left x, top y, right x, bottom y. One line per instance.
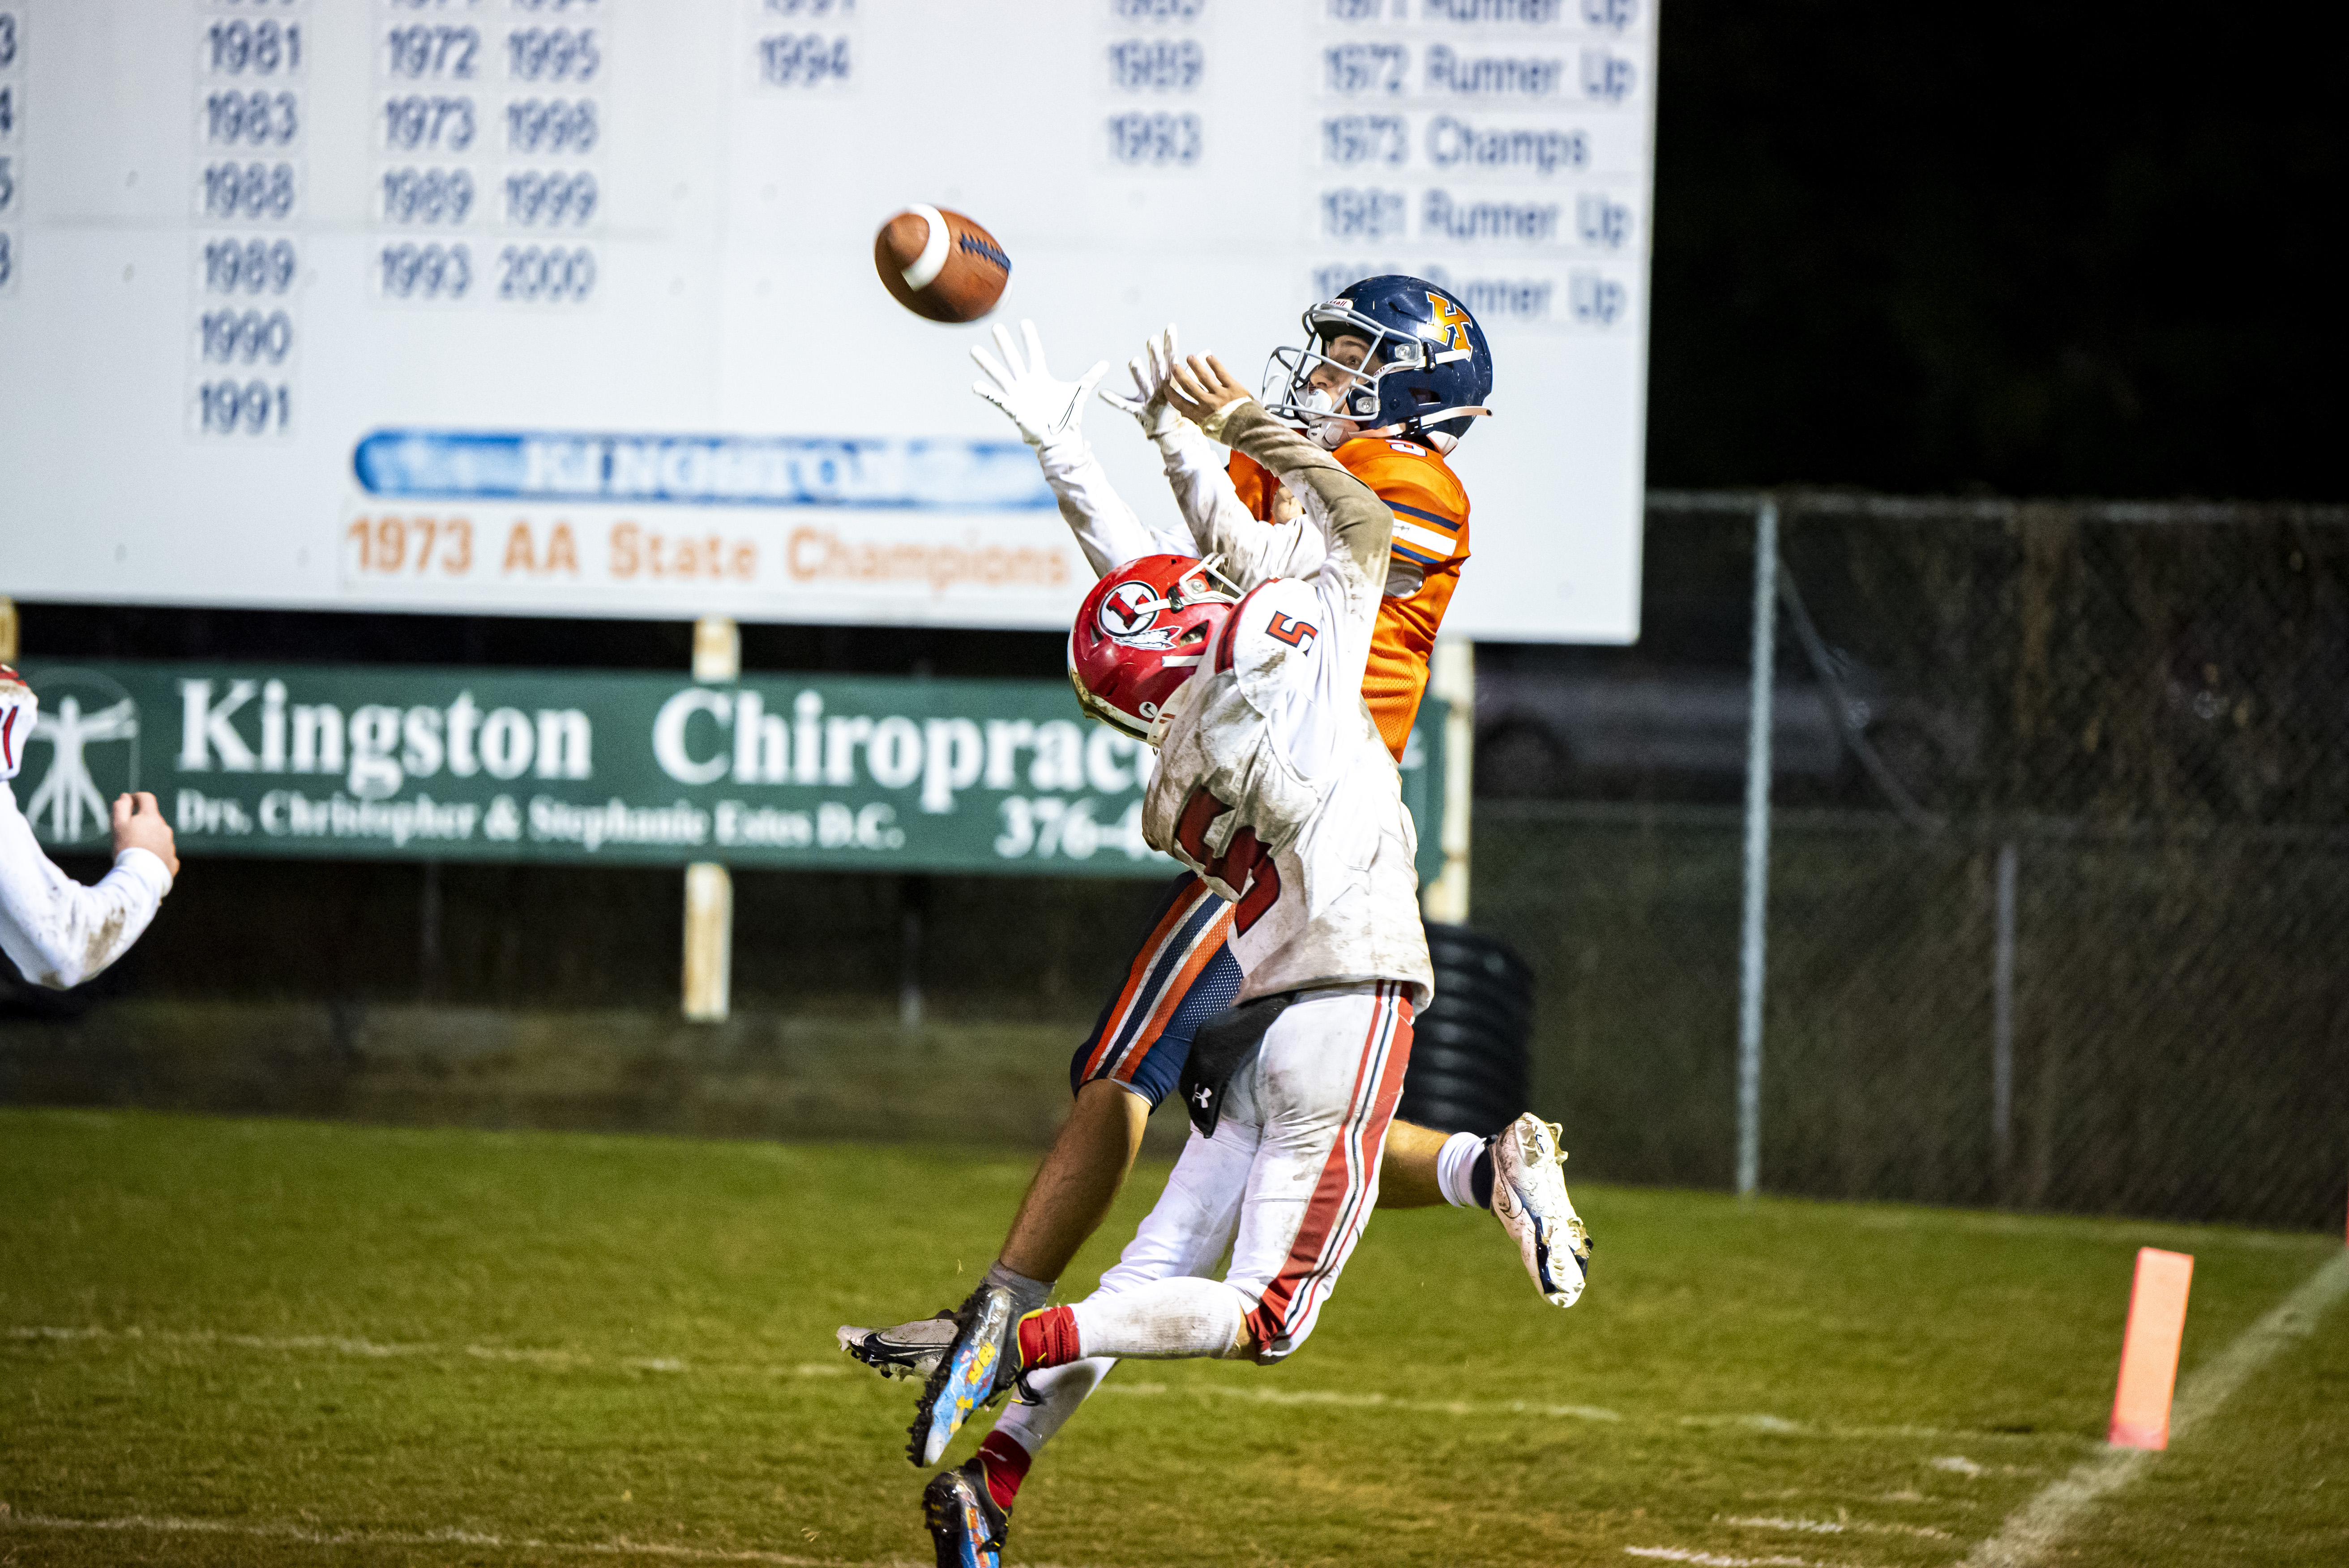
873, 204, 1011, 323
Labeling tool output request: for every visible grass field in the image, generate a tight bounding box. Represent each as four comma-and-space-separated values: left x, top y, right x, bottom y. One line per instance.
1, 1108, 2343, 1567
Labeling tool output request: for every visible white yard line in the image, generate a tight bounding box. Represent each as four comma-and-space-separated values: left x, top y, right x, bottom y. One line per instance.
1096, 1377, 1625, 1423
3, 1324, 838, 1380
1960, 1247, 2349, 1568
1850, 1209, 2338, 1256
0, 1511, 868, 1565
0, 1509, 1141, 1568
1624, 1549, 1845, 1567
8, 1324, 432, 1357
8, 1320, 2095, 1447
8, 1322, 1637, 1423
1721, 1514, 1951, 1541
1089, 1380, 2078, 1447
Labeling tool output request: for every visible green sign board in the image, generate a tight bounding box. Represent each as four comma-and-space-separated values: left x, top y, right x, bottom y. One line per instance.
13, 661, 1446, 884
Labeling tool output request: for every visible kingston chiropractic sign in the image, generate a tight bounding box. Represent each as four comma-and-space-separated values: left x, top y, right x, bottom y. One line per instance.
13, 662, 1444, 882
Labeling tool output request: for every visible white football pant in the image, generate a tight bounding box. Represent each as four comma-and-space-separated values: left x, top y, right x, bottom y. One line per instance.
993, 979, 1414, 1455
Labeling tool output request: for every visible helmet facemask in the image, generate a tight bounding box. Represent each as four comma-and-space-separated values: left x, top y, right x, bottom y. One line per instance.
1263, 310, 1401, 450
1260, 283, 1493, 452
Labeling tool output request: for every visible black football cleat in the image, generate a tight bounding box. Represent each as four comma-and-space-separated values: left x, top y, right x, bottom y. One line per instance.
922, 1458, 1009, 1568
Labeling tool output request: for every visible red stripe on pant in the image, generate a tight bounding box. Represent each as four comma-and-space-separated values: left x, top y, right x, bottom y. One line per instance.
1245, 983, 1415, 1351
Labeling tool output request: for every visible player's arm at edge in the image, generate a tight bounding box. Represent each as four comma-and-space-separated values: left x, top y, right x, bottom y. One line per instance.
971, 320, 1189, 579
1104, 327, 1319, 586
1201, 399, 1392, 590
1041, 440, 1188, 580
1164, 423, 1325, 591
0, 788, 176, 990
1158, 421, 1248, 529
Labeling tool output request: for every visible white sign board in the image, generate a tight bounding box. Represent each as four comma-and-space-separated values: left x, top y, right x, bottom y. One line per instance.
0, 0, 1655, 642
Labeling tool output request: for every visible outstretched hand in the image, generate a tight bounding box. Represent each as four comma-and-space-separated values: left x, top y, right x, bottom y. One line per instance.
1099, 323, 1183, 440
1164, 353, 1253, 430
971, 319, 1109, 453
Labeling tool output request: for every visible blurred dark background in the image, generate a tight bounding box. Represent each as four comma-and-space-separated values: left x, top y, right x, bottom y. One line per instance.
1647, 1, 2345, 499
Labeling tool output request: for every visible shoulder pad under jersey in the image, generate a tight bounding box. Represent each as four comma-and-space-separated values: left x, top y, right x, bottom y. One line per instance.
1337, 438, 1468, 572
1211, 578, 1326, 714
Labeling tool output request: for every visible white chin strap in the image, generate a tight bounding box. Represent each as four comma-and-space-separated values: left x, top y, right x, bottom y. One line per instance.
1292, 386, 1360, 451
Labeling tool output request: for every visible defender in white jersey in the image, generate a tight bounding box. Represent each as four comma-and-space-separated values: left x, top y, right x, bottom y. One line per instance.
1005, 319, 1432, 1008
904, 353, 1431, 1561
1141, 569, 1430, 1004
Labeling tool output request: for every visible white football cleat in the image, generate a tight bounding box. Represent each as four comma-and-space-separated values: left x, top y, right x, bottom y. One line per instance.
1490, 1113, 1593, 1308
837, 1312, 958, 1381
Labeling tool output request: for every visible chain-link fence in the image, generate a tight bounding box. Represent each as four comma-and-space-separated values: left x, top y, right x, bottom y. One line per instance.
1472, 493, 2349, 1233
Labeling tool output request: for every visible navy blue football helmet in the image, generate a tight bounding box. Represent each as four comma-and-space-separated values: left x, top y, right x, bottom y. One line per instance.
1261, 275, 1494, 451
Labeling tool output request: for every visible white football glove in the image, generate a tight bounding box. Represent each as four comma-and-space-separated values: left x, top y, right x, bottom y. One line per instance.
971, 320, 1108, 456
1098, 323, 1185, 444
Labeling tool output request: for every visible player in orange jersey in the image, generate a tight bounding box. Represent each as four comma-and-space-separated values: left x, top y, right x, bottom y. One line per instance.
1232, 329, 1475, 762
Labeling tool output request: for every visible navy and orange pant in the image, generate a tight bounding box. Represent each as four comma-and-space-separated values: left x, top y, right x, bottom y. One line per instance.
1070, 872, 1243, 1109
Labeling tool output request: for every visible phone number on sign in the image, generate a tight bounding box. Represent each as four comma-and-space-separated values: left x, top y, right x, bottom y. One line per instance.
995, 796, 1153, 862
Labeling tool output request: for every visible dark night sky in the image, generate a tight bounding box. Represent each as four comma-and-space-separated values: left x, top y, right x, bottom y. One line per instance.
1643, 3, 2345, 500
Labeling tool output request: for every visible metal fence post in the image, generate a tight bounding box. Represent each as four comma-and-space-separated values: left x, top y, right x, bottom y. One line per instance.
899, 877, 926, 1030
682, 863, 734, 1023
1737, 500, 1778, 1199
1992, 841, 2019, 1194
419, 858, 443, 1002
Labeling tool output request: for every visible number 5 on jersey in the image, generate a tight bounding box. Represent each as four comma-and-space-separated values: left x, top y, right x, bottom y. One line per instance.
1173, 787, 1281, 934
1266, 613, 1318, 651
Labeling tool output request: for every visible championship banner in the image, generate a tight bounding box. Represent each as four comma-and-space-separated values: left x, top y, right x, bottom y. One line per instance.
0, 0, 1655, 643
12, 661, 1446, 884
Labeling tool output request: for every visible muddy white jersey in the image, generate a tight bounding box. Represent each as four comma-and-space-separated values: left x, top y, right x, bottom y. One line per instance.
1137, 404, 1433, 1007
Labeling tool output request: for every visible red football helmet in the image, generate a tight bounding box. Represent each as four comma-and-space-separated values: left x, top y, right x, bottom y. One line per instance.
1069, 555, 1239, 739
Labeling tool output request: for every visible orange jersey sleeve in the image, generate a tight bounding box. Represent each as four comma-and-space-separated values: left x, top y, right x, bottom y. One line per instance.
1227, 450, 1280, 521
1224, 439, 1471, 761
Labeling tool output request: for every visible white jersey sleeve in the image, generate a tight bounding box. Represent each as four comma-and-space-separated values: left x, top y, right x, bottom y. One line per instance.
1152, 420, 1326, 591
1153, 419, 1256, 548
1036, 438, 1194, 578
1200, 401, 1388, 722
0, 784, 172, 990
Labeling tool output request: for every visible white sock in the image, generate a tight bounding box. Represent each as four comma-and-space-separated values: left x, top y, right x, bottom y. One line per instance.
992, 1355, 1112, 1455
1435, 1130, 1486, 1209
1070, 1277, 1249, 1360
